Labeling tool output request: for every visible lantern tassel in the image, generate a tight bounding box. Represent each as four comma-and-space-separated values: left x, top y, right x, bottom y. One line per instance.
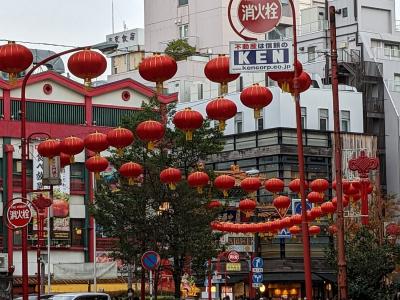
168, 183, 176, 190
69, 155, 75, 164
128, 178, 134, 186
147, 141, 155, 151
218, 121, 226, 132
254, 109, 261, 119
9, 72, 17, 85
223, 190, 229, 198
196, 187, 203, 194
84, 78, 92, 88
95, 172, 100, 180
117, 148, 124, 156
185, 131, 193, 141
221, 83, 228, 95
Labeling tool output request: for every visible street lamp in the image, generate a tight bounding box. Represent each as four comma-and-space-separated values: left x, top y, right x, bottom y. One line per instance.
0, 40, 117, 300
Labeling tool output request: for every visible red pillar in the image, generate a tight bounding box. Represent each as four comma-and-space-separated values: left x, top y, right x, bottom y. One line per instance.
3, 89, 11, 120
85, 95, 93, 126
88, 171, 95, 262
5, 144, 14, 269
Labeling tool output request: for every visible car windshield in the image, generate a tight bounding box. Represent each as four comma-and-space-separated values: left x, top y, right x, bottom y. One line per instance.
51, 296, 75, 300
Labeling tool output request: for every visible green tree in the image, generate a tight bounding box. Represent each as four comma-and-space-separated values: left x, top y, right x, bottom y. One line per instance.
93, 98, 224, 299
326, 226, 400, 300
164, 39, 196, 61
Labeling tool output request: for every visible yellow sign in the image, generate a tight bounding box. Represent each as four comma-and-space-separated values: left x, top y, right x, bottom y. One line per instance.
226, 262, 241, 271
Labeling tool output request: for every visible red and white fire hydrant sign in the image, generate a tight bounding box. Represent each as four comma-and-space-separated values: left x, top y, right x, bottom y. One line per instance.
237, 0, 282, 34
6, 202, 32, 229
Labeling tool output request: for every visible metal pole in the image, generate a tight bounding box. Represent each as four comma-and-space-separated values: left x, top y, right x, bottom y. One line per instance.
208, 259, 212, 300
5, 145, 14, 271
20, 46, 86, 300
93, 217, 97, 291
37, 211, 43, 300
48, 186, 53, 293
149, 270, 153, 300
287, 0, 313, 299
329, 6, 349, 299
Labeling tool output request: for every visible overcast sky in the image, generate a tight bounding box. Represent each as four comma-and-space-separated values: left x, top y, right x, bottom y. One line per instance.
0, 0, 144, 79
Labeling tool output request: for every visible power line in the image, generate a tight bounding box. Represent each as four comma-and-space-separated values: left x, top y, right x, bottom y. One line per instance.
0, 39, 77, 48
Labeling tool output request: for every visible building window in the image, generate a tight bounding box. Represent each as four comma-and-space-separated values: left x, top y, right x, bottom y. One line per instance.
235, 112, 243, 134
340, 110, 350, 132
319, 108, 329, 131
308, 46, 316, 62
384, 43, 400, 58
342, 7, 348, 17
237, 77, 244, 92
394, 74, 400, 92
179, 24, 189, 39
178, 0, 188, 6
197, 83, 203, 100
257, 110, 264, 131
301, 107, 307, 129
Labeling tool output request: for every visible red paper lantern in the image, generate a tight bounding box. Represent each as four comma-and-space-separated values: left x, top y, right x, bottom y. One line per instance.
291, 214, 302, 225
85, 155, 109, 179
139, 54, 177, 87
119, 162, 143, 185
273, 196, 291, 216
206, 97, 237, 131
160, 167, 182, 190
328, 224, 338, 235
240, 84, 273, 118
239, 199, 257, 215
307, 191, 324, 205
204, 55, 239, 94
289, 225, 301, 236
310, 178, 329, 194
60, 153, 71, 168
208, 200, 222, 209
107, 127, 134, 154
288, 179, 308, 194
173, 108, 204, 141
278, 71, 312, 94
332, 196, 350, 209
386, 223, 400, 236
268, 60, 303, 82
310, 207, 323, 219
240, 177, 261, 195
214, 175, 236, 198
308, 225, 321, 236
37, 139, 60, 160
281, 217, 292, 229
188, 171, 209, 194
135, 120, 165, 150
265, 178, 285, 194
60, 136, 84, 163
306, 210, 316, 222
320, 201, 336, 216
332, 179, 350, 192
68, 50, 107, 86
351, 180, 362, 190
367, 183, 374, 194
0, 41, 33, 81
84, 131, 109, 154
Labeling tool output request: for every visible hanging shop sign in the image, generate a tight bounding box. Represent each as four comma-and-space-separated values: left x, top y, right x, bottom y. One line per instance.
229, 40, 294, 73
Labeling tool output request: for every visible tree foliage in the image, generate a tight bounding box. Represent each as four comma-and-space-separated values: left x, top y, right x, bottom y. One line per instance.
165, 39, 196, 61
326, 226, 400, 300
92, 98, 225, 299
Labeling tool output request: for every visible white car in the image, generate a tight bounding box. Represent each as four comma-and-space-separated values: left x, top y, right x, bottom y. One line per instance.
50, 293, 111, 300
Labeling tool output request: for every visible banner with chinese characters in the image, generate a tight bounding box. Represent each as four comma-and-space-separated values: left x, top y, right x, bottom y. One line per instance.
33, 143, 71, 242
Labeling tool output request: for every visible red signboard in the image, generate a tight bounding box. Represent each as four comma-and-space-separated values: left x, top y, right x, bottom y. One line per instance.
237, 0, 282, 34
7, 202, 32, 229
228, 250, 240, 263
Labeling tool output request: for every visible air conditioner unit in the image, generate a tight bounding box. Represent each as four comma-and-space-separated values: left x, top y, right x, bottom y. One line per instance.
0, 253, 8, 272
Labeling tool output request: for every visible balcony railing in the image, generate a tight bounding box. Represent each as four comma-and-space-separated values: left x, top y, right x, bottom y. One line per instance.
366, 98, 384, 114
221, 128, 332, 152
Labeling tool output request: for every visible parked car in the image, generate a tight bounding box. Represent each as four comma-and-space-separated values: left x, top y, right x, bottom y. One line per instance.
50, 293, 111, 300
14, 294, 55, 300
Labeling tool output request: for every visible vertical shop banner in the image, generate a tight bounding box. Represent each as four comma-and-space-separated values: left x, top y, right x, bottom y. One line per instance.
33, 143, 71, 242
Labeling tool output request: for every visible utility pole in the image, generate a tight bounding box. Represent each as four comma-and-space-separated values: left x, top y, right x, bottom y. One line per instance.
329, 6, 349, 300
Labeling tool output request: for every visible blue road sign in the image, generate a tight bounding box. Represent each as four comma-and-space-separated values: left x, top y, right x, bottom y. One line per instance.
294, 200, 312, 215
252, 273, 264, 283
252, 257, 264, 269
277, 228, 292, 239
141, 251, 160, 270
